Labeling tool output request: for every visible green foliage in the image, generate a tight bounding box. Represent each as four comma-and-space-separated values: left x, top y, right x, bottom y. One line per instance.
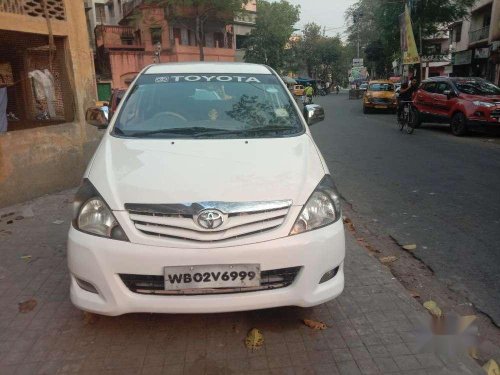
244, 0, 300, 71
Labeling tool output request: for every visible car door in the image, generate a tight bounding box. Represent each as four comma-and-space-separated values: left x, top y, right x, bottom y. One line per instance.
415, 82, 437, 114
432, 82, 454, 118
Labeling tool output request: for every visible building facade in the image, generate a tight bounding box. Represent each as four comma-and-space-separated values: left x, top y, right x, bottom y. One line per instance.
94, 0, 256, 89
0, 0, 101, 207
450, 0, 500, 84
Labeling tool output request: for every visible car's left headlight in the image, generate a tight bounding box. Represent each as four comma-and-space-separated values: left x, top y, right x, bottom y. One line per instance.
290, 175, 341, 235
73, 179, 129, 241
473, 101, 495, 108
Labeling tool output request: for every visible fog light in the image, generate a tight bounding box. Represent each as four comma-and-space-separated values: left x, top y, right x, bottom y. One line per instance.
110, 225, 128, 241
75, 277, 99, 294
319, 266, 339, 284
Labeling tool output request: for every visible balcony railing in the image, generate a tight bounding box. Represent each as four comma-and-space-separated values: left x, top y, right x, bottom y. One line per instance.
469, 26, 490, 43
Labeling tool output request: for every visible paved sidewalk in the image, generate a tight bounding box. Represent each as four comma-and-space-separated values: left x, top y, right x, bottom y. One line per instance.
0, 190, 484, 374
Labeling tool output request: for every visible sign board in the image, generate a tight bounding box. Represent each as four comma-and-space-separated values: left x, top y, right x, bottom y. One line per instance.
474, 47, 490, 59
352, 58, 364, 67
399, 5, 420, 64
452, 50, 472, 66
348, 66, 368, 83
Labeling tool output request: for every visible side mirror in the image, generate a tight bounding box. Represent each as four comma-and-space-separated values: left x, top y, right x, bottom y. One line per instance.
86, 107, 109, 129
443, 90, 456, 99
304, 104, 325, 126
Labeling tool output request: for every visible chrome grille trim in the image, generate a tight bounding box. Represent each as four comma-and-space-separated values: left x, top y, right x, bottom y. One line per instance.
120, 267, 301, 295
126, 200, 292, 242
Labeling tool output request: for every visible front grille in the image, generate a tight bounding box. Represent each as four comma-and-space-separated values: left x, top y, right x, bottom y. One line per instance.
126, 200, 292, 242
371, 98, 392, 104
120, 266, 302, 295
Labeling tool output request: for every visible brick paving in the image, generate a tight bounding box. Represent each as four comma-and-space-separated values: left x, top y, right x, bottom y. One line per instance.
0, 190, 484, 374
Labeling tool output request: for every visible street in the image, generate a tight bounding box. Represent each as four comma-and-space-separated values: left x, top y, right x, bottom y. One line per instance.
310, 93, 500, 326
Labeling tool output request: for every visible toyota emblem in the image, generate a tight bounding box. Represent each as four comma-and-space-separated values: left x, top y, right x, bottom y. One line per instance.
196, 209, 225, 229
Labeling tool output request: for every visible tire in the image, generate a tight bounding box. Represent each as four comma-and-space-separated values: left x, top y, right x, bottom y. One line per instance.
450, 112, 467, 136
412, 109, 422, 128
363, 105, 369, 114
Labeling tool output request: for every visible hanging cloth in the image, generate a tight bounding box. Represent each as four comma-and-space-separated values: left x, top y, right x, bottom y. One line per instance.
28, 70, 56, 118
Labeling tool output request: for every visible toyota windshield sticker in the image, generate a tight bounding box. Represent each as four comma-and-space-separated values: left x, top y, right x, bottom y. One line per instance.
154, 75, 263, 84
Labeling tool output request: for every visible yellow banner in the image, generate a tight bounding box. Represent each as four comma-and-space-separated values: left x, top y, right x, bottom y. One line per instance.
400, 4, 420, 64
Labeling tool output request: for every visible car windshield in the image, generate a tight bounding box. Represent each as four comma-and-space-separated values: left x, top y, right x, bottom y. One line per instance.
369, 83, 394, 91
113, 73, 303, 139
454, 79, 500, 95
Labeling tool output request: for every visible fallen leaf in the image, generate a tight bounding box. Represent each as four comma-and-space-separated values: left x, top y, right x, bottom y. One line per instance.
409, 291, 420, 298
303, 319, 327, 330
468, 347, 479, 360
20, 255, 32, 262
83, 311, 99, 325
52, 220, 64, 225
483, 359, 499, 375
380, 256, 398, 264
245, 328, 264, 351
18, 299, 37, 313
402, 244, 417, 251
343, 217, 355, 232
423, 300, 442, 318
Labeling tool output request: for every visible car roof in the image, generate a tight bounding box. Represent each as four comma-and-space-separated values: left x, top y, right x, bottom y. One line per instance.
145, 62, 272, 75
369, 80, 392, 84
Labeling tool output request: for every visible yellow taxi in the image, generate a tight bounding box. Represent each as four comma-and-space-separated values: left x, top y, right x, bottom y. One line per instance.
292, 85, 305, 96
363, 80, 397, 113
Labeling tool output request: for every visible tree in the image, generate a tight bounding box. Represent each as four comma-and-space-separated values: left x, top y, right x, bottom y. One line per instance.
143, 0, 249, 61
244, 0, 300, 71
316, 36, 343, 82
301, 22, 323, 77
345, 0, 476, 73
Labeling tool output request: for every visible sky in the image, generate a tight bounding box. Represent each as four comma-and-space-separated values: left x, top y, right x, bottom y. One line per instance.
278, 0, 358, 37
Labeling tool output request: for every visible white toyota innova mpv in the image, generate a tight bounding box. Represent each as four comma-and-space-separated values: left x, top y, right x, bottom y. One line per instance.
68, 63, 345, 315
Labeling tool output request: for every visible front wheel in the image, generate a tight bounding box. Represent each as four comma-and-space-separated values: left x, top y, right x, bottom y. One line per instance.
363, 105, 370, 114
451, 112, 467, 136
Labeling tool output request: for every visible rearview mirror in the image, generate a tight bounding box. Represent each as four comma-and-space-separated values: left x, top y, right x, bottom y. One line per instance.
86, 107, 109, 129
304, 104, 325, 126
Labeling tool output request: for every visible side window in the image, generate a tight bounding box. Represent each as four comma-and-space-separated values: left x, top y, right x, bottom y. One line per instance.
422, 83, 436, 93
435, 82, 451, 95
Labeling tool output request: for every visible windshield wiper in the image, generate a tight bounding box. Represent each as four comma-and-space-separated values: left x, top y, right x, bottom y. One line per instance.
237, 125, 297, 135
119, 127, 233, 138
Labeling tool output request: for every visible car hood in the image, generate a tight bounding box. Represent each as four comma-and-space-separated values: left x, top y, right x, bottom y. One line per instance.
88, 134, 326, 210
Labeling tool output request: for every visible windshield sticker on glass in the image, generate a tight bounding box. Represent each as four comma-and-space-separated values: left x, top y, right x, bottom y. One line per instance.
153, 75, 262, 84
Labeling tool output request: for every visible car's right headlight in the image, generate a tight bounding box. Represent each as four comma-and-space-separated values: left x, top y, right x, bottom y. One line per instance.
73, 179, 128, 241
290, 175, 342, 235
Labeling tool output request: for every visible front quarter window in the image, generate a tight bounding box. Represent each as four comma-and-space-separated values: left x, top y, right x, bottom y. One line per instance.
113, 74, 303, 139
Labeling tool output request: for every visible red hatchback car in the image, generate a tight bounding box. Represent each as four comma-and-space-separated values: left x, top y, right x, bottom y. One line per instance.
413, 77, 500, 136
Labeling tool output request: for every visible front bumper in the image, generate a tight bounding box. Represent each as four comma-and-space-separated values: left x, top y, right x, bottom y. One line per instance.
364, 100, 397, 109
67, 221, 345, 316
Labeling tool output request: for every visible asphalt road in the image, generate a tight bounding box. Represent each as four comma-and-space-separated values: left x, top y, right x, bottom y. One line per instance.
309, 92, 500, 326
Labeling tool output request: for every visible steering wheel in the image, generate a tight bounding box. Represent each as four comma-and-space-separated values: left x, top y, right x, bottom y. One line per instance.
153, 111, 188, 122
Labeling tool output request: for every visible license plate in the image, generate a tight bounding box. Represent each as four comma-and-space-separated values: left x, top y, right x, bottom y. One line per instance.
164, 264, 260, 290
375, 105, 387, 109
